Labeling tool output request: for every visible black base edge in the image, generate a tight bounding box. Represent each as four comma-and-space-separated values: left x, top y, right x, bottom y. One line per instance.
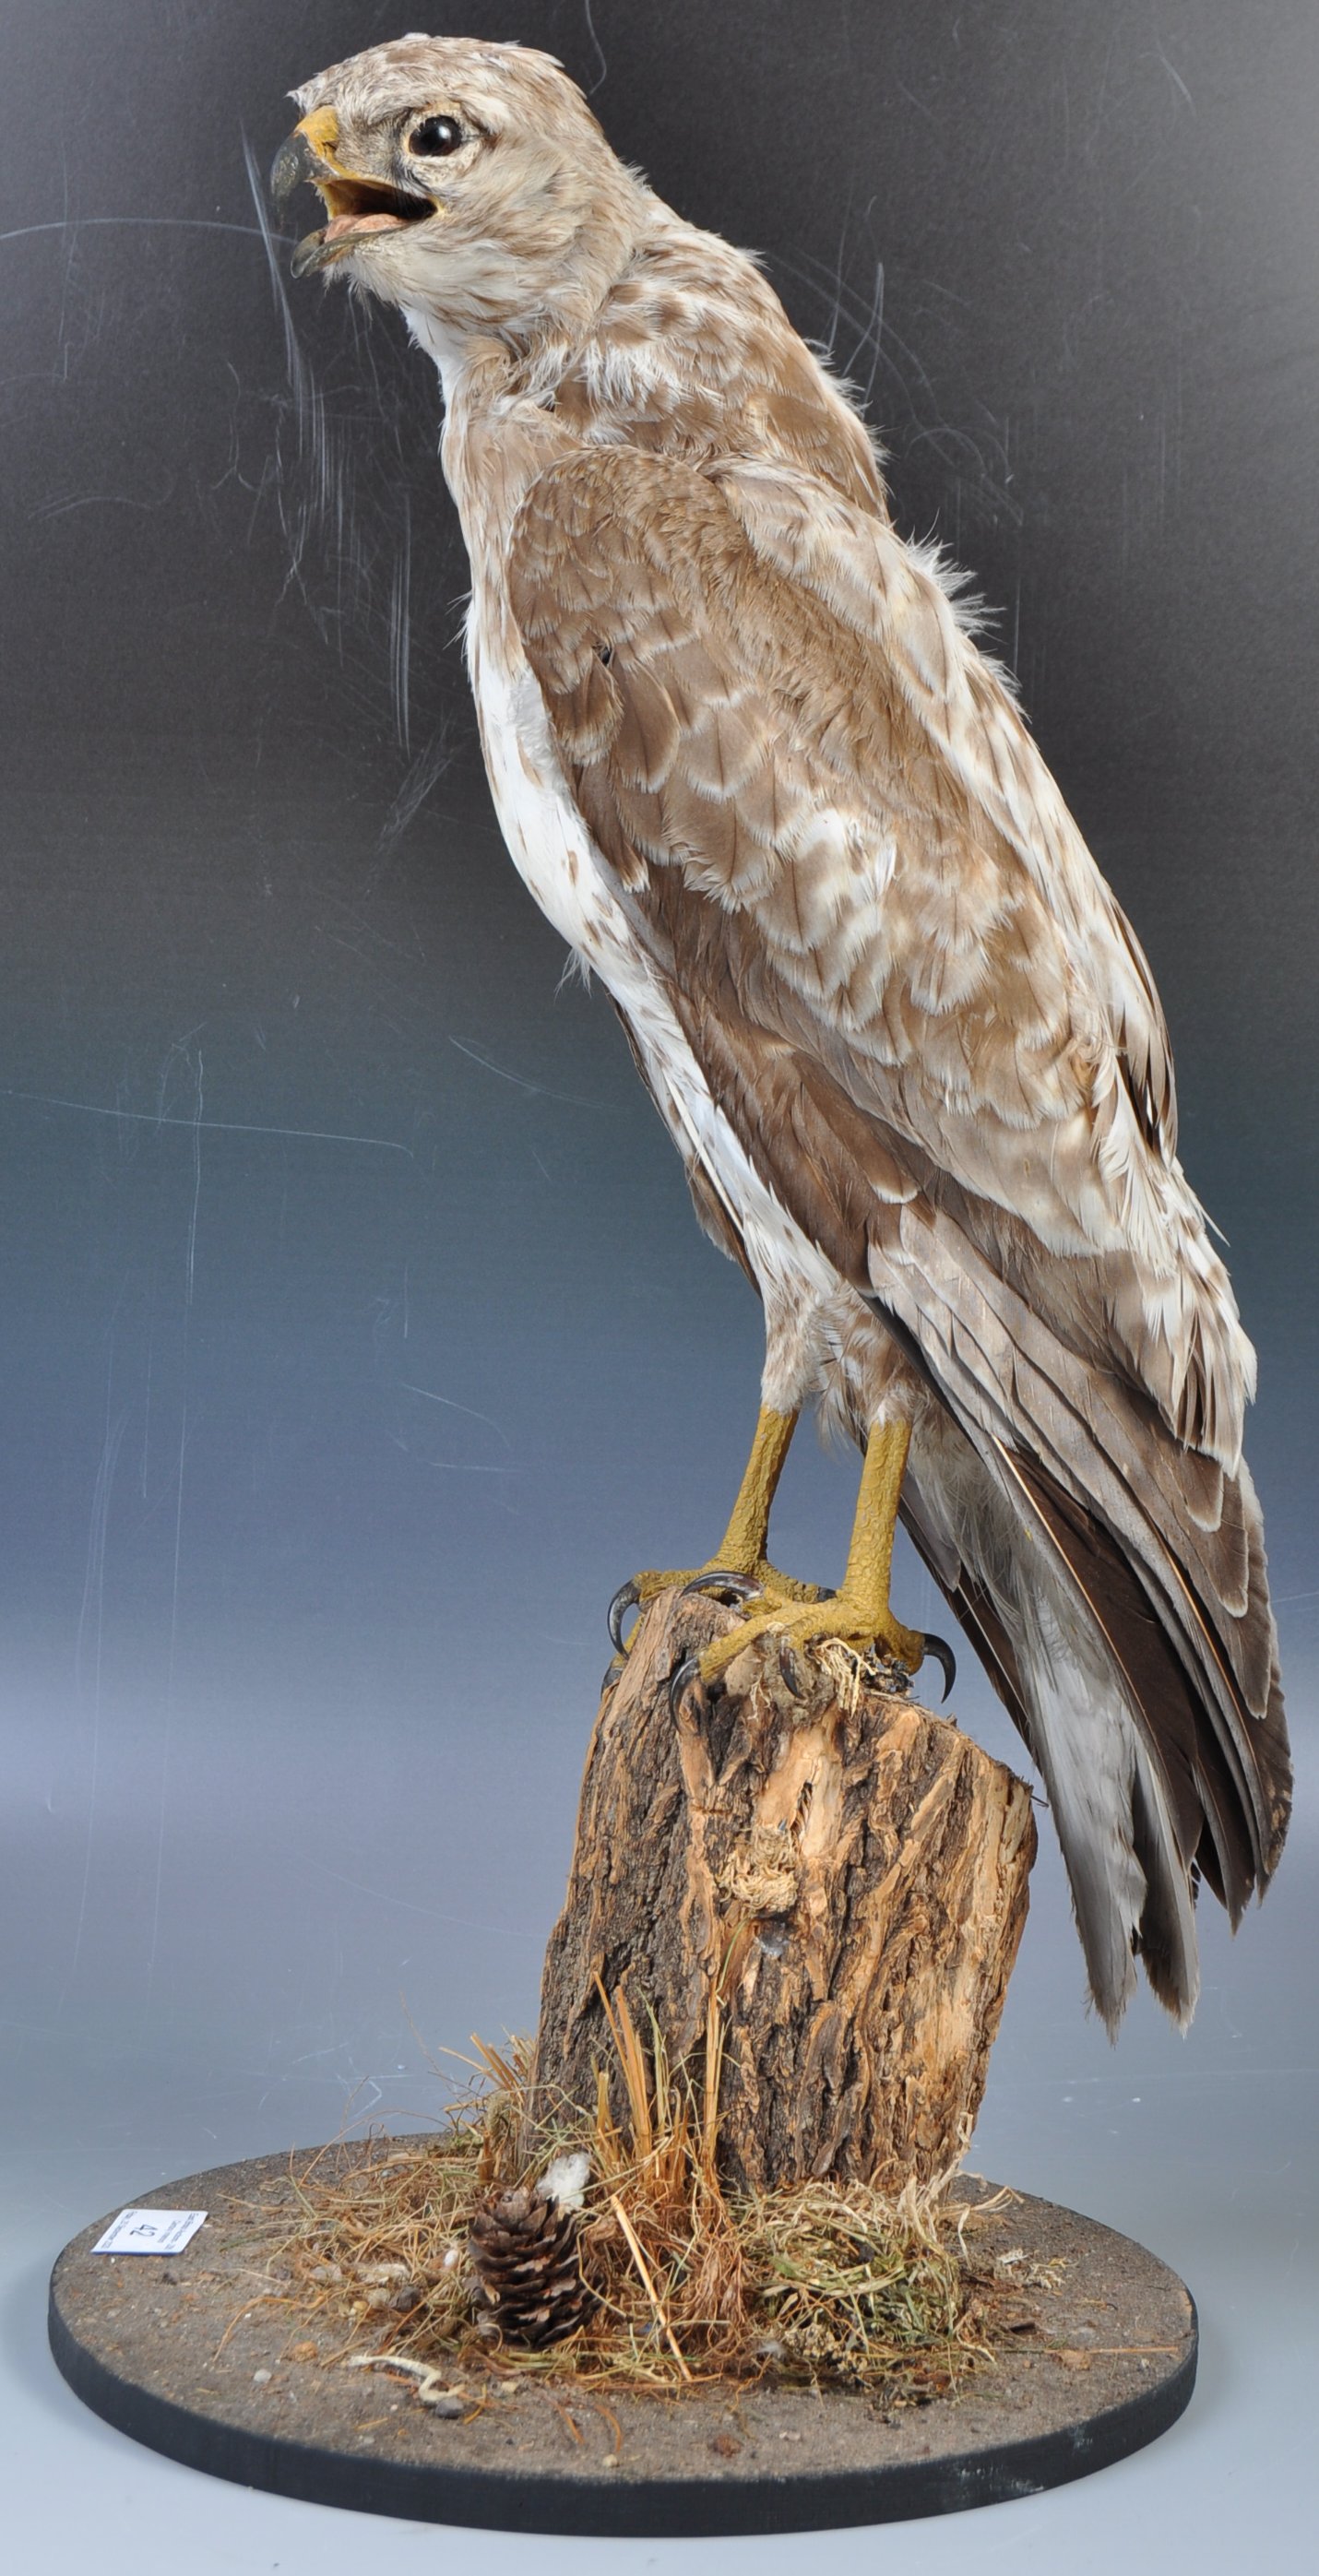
48, 2279, 1197, 2537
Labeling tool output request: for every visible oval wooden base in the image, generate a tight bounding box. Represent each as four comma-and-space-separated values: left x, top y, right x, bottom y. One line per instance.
48, 2146, 1196, 2538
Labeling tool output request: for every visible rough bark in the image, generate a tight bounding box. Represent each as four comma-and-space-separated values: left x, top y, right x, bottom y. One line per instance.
531, 1585, 1037, 2192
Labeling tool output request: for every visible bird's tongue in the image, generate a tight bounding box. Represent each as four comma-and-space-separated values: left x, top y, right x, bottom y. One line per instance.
323, 210, 407, 241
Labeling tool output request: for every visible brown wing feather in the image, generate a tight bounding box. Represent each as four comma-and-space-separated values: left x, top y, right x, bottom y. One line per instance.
511, 444, 1252, 1467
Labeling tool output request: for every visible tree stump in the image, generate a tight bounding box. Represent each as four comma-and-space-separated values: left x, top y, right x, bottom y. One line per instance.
531, 1585, 1037, 2192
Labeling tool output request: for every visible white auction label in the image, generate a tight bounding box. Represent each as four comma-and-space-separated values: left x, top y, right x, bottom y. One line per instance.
91, 2207, 208, 2256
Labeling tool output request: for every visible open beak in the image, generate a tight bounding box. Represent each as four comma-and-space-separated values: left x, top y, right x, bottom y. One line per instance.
271, 110, 436, 279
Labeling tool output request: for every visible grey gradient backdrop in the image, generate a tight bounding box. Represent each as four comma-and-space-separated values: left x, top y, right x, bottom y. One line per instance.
2, 3, 1315, 2569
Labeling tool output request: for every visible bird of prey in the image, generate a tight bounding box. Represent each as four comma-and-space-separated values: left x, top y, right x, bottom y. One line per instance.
273, 35, 1289, 2031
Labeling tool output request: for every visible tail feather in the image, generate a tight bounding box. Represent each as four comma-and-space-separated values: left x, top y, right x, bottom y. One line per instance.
906, 1424, 1206, 2026
875, 1203, 1291, 2028
898, 1488, 1033, 1741
1001, 1447, 1259, 1922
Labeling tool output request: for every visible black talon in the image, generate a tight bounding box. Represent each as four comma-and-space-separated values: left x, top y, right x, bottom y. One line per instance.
600, 1655, 625, 1696
919, 1633, 957, 1701
778, 1642, 806, 1700
668, 1652, 706, 1721
607, 1578, 641, 1653
677, 1567, 762, 1608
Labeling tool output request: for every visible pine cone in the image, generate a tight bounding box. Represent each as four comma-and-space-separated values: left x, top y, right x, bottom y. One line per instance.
468, 2185, 589, 2348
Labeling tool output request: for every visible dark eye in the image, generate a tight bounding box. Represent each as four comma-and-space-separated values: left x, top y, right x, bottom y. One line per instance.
408, 114, 463, 159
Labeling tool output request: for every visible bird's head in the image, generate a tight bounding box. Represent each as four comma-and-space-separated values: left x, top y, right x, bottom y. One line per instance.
272, 34, 645, 355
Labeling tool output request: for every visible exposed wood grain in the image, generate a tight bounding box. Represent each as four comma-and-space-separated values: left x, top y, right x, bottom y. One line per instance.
532, 1587, 1038, 2190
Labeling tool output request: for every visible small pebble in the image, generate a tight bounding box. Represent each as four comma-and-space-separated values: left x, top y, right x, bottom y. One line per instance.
252, 2368, 272, 2386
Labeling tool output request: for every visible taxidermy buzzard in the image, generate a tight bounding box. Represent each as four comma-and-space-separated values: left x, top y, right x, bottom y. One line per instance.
273, 36, 1289, 2031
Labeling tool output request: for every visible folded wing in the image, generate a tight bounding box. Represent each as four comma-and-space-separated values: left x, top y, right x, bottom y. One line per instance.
508, 445, 1290, 2020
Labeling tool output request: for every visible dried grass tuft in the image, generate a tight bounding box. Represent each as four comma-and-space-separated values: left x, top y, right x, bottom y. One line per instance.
249, 1999, 1037, 2404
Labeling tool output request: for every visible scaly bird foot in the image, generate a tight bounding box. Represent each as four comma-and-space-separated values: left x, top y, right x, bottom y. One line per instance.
608, 1560, 823, 1654
695, 1590, 956, 1701
682, 1561, 824, 1609
607, 1568, 707, 1654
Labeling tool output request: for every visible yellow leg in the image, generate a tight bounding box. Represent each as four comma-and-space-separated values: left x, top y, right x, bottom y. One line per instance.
710, 1404, 798, 1574
612, 1406, 820, 1653
697, 1417, 926, 1684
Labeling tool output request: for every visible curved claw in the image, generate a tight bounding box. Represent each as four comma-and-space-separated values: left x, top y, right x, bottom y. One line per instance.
919, 1632, 957, 1702
600, 1654, 625, 1697
607, 1578, 641, 1653
678, 1567, 763, 1608
778, 1641, 807, 1700
668, 1652, 706, 1722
